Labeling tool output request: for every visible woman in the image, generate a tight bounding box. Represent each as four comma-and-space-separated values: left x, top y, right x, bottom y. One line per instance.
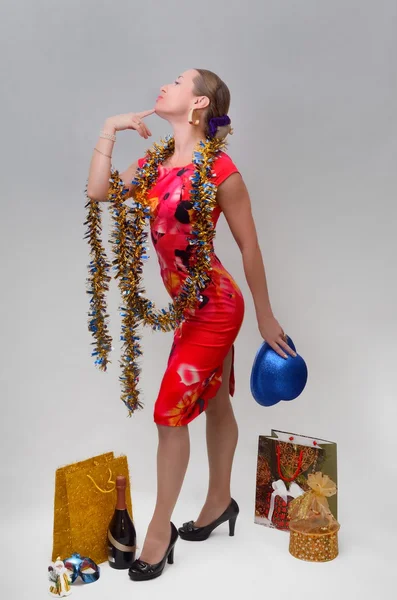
87, 68, 296, 581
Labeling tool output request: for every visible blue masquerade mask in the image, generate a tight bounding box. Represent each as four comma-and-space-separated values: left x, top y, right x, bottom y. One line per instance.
63, 553, 100, 584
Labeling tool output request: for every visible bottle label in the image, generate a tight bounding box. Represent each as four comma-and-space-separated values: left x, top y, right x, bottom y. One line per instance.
107, 529, 136, 553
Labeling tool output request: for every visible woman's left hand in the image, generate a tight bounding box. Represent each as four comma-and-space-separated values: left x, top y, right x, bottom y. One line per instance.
258, 315, 297, 359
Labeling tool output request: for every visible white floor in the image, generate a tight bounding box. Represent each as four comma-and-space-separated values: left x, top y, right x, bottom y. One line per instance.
2, 490, 393, 600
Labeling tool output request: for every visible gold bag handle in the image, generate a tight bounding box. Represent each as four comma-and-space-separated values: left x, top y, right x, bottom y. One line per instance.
86, 468, 116, 493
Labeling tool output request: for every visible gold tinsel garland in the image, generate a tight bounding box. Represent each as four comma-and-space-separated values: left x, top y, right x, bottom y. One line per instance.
85, 135, 227, 415
84, 187, 113, 371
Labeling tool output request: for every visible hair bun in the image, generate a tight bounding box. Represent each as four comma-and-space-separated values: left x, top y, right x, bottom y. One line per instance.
208, 115, 233, 139
214, 123, 233, 139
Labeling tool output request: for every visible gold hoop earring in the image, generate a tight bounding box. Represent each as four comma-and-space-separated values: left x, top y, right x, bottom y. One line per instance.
188, 108, 200, 126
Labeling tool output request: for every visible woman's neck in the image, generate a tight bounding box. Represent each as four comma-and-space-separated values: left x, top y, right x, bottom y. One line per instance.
168, 123, 205, 166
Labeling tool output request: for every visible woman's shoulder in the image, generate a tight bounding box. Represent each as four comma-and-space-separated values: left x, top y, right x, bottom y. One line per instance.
215, 150, 236, 164
212, 151, 240, 186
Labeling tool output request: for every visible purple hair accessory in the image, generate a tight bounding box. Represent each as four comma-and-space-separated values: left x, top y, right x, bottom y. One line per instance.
208, 115, 231, 138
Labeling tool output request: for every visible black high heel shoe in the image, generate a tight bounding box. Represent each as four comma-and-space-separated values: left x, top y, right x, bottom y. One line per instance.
128, 522, 178, 582
178, 498, 239, 541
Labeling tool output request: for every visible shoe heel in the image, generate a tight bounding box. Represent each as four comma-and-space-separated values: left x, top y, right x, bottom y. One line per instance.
167, 546, 175, 565
229, 516, 237, 537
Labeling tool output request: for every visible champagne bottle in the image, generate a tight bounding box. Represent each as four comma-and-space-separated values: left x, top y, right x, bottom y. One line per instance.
107, 476, 136, 569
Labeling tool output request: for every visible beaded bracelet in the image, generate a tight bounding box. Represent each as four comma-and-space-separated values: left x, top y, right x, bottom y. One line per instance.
100, 130, 116, 142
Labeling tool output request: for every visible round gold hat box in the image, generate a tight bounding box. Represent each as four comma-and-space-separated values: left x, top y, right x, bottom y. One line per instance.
289, 523, 340, 562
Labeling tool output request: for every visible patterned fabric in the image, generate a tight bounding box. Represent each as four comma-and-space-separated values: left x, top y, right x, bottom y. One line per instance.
137, 151, 245, 426
263, 489, 291, 530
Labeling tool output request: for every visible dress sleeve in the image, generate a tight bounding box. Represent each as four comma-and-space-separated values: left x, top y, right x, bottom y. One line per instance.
211, 152, 240, 187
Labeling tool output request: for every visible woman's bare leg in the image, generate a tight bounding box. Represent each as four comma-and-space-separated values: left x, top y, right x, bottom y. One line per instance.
139, 424, 190, 563
194, 346, 238, 526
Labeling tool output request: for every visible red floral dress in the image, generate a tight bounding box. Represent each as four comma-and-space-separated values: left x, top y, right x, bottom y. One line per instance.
137, 151, 245, 426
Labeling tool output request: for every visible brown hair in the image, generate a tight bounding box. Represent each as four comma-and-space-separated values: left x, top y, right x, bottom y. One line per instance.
193, 69, 232, 138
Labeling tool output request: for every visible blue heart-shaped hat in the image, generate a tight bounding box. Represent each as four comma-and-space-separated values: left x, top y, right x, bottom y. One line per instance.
250, 335, 308, 406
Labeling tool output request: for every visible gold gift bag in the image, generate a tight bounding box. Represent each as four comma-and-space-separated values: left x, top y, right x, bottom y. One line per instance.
52, 452, 133, 564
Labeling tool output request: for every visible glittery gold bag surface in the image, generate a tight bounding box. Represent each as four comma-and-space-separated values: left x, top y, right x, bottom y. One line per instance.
52, 452, 132, 564
288, 472, 340, 562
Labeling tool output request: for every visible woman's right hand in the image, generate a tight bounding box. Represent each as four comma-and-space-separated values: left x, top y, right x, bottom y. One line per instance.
104, 109, 155, 139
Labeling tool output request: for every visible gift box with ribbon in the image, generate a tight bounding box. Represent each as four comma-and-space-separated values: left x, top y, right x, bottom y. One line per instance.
262, 480, 305, 530
288, 472, 340, 562
52, 452, 132, 565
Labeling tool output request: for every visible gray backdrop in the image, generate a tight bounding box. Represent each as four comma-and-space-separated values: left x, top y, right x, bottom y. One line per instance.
1, 1, 396, 598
